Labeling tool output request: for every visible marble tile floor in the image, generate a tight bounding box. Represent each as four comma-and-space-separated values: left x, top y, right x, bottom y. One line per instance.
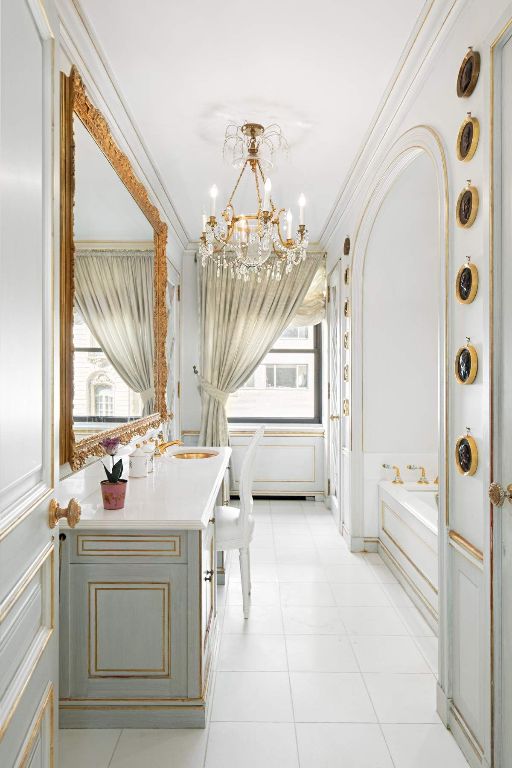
59, 498, 468, 768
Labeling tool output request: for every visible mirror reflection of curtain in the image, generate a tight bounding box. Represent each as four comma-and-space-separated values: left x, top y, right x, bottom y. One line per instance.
198, 254, 321, 446
75, 249, 155, 415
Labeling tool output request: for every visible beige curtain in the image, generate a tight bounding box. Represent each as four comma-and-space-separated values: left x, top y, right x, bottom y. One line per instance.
75, 249, 155, 414
290, 261, 326, 327
198, 254, 321, 446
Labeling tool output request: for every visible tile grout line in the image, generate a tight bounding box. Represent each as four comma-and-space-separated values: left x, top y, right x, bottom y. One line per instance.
106, 729, 123, 768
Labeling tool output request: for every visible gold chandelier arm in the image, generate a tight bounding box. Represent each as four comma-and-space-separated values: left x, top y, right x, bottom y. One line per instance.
256, 159, 276, 213
253, 165, 262, 209
226, 161, 249, 209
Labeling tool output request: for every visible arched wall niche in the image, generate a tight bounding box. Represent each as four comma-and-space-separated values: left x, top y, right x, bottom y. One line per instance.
348, 126, 449, 547
362, 151, 439, 455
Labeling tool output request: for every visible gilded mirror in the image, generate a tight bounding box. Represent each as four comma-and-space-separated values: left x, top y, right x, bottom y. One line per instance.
60, 67, 168, 470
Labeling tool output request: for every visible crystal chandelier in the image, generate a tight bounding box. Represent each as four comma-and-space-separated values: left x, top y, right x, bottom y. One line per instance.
199, 122, 309, 281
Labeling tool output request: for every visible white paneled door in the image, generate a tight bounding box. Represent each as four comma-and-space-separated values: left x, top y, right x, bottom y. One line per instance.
327, 265, 341, 525
492, 25, 512, 768
0, 1, 60, 766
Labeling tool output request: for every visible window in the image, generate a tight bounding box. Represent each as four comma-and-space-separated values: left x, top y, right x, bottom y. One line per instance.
94, 383, 114, 416
227, 323, 321, 423
265, 364, 308, 389
73, 310, 142, 424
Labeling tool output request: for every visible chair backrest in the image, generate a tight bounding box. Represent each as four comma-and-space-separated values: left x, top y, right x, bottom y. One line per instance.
238, 425, 265, 538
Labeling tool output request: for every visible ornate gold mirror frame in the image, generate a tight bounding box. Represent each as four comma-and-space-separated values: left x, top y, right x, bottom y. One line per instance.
60, 66, 168, 470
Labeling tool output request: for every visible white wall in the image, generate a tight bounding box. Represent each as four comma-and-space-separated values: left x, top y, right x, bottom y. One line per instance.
363, 152, 438, 455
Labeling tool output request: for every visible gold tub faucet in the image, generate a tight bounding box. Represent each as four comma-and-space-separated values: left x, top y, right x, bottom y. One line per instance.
382, 464, 403, 484
407, 464, 429, 484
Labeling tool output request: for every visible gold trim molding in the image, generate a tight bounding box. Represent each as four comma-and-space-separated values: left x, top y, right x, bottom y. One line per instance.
448, 529, 484, 563
60, 67, 168, 470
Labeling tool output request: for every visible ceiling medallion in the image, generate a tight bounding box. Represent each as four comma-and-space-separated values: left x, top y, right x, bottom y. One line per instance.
199, 122, 309, 281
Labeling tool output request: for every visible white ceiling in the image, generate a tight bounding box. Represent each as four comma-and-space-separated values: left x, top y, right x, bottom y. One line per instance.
77, 0, 427, 244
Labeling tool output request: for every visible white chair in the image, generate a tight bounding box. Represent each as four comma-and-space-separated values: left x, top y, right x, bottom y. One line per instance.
215, 425, 265, 619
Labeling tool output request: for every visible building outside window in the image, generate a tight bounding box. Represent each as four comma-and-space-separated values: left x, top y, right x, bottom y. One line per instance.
228, 324, 321, 422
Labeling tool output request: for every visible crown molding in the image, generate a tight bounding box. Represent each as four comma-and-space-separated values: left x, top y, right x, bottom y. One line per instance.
320, 0, 464, 249
57, 0, 189, 255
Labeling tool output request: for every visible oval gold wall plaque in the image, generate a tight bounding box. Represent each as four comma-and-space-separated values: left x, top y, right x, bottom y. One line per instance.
455, 433, 478, 476
457, 47, 480, 98
343, 236, 351, 256
344, 266, 351, 285
456, 183, 479, 228
344, 299, 351, 317
343, 331, 349, 349
455, 260, 478, 303
454, 343, 478, 385
456, 113, 479, 161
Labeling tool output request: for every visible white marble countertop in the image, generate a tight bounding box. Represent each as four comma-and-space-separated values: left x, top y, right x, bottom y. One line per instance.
64, 447, 231, 530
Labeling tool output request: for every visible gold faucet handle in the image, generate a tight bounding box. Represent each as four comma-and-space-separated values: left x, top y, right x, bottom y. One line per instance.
49, 498, 81, 529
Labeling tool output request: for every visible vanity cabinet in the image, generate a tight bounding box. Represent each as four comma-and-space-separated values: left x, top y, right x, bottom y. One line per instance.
59, 528, 217, 727
58, 446, 231, 728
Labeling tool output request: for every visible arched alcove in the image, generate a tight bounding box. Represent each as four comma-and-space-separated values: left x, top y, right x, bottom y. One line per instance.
363, 152, 439, 455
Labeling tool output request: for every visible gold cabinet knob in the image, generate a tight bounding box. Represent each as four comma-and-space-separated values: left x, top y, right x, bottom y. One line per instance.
488, 482, 512, 507
48, 498, 81, 529
329, 414, 340, 421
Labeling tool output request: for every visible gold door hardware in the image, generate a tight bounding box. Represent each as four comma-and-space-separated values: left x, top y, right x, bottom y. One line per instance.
489, 482, 512, 507
49, 498, 81, 529
329, 414, 340, 421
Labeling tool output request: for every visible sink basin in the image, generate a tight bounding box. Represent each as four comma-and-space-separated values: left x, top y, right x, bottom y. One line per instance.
172, 451, 218, 460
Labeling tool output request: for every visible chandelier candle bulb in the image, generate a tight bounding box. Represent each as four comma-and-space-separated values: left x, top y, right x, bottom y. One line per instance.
202, 212, 207, 232
263, 177, 272, 211
209, 184, 218, 216
298, 193, 306, 225
286, 208, 293, 240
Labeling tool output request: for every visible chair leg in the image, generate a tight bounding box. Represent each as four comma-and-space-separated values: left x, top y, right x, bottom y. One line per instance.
239, 547, 250, 619
247, 547, 252, 595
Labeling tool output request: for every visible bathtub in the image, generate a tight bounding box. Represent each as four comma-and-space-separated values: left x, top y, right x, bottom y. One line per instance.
378, 481, 438, 631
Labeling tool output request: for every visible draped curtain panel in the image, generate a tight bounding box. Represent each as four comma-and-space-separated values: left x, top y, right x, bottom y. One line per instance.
75, 249, 155, 415
198, 254, 322, 446
290, 261, 326, 327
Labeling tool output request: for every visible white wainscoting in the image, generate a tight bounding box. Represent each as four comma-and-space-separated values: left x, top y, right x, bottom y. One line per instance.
182, 427, 325, 498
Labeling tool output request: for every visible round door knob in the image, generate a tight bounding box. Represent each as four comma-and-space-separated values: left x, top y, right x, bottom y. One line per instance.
48, 498, 81, 529
488, 482, 512, 507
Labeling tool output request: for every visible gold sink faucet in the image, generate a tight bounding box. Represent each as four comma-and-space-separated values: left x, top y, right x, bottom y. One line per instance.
382, 464, 403, 484
154, 431, 184, 457
407, 464, 429, 484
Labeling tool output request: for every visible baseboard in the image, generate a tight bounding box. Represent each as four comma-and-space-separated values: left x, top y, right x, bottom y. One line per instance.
436, 681, 449, 725
448, 702, 485, 768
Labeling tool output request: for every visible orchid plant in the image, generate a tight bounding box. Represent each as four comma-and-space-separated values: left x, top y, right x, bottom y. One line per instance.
100, 437, 124, 484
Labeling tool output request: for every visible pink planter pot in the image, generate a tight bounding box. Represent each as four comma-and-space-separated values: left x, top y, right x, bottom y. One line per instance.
101, 479, 127, 510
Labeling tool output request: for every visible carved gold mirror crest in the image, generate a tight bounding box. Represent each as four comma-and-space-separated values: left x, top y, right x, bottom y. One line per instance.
60, 67, 168, 470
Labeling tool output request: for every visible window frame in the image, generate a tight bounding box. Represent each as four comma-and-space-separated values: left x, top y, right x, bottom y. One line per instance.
228, 323, 322, 424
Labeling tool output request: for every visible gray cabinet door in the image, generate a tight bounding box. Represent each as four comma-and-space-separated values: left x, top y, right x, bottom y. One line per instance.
67, 563, 188, 699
